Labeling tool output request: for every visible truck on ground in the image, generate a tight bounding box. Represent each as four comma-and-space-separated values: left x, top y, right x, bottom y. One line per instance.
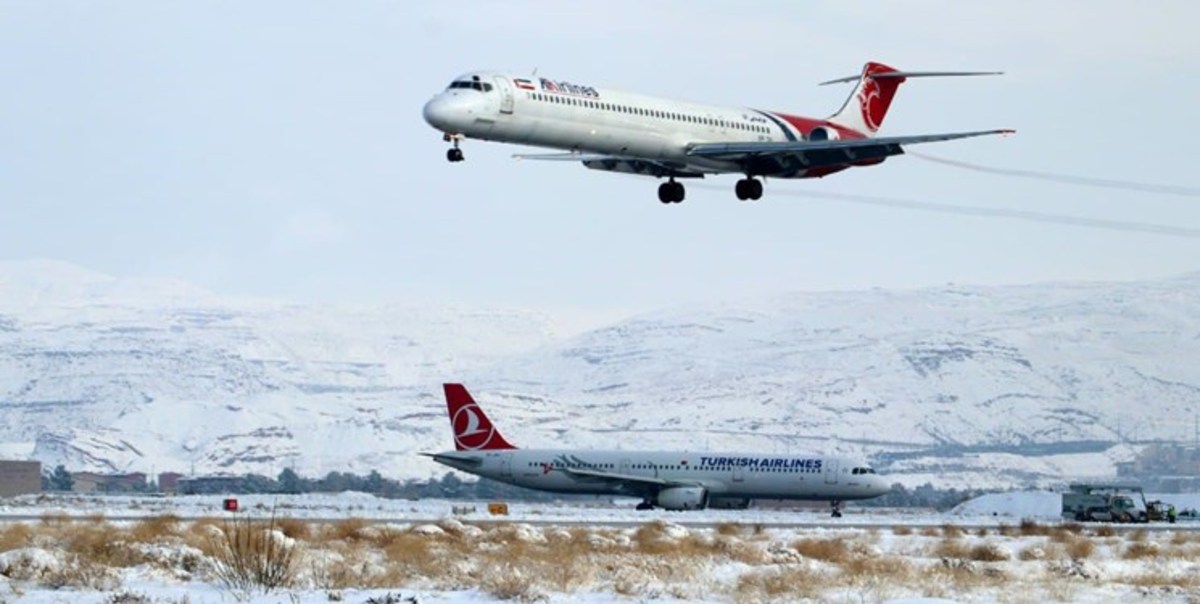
1061, 484, 1176, 523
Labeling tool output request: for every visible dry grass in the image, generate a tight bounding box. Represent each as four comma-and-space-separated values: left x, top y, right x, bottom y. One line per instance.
1122, 541, 1160, 559
0, 523, 33, 551
1093, 524, 1117, 538
1017, 544, 1048, 561
1122, 569, 1200, 590
41, 554, 119, 590
1063, 535, 1095, 560
1017, 518, 1048, 536
38, 511, 70, 527
479, 561, 546, 602
4, 512, 1198, 601
839, 554, 915, 581
735, 565, 823, 601
930, 537, 971, 560
128, 515, 182, 543
64, 522, 144, 568
326, 517, 372, 543
791, 537, 852, 563
968, 542, 1011, 562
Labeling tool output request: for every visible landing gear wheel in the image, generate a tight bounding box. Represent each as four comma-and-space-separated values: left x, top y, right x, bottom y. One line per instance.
446, 148, 464, 163
636, 501, 654, 511
735, 178, 763, 201
657, 181, 685, 204
831, 501, 844, 518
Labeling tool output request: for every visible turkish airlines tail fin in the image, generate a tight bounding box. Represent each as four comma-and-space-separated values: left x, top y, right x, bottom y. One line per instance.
443, 383, 517, 451
822, 62, 1003, 137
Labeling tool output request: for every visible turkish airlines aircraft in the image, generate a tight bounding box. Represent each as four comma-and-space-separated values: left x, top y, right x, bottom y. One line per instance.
422, 384, 890, 514
422, 61, 1011, 204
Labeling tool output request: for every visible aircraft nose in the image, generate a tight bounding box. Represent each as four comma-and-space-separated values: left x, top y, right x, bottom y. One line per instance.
872, 476, 891, 497
422, 96, 452, 130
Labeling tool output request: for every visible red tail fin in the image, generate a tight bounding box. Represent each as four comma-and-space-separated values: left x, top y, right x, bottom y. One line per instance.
827, 61, 906, 136
443, 383, 517, 451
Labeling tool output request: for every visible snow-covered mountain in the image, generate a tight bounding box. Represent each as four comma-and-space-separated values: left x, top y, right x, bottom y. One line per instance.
2, 259, 1197, 490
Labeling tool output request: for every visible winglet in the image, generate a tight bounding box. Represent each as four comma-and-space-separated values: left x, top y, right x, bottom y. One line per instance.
443, 383, 517, 451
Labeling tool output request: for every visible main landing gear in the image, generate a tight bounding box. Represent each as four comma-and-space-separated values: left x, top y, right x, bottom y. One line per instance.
657, 179, 685, 204
831, 501, 844, 518
443, 133, 465, 163
636, 500, 655, 511
735, 177, 763, 201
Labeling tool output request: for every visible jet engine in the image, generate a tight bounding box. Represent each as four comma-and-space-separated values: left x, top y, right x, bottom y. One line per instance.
654, 486, 708, 511
807, 126, 840, 141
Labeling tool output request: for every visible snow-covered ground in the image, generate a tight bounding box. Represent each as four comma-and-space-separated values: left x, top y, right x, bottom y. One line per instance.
1, 492, 1198, 602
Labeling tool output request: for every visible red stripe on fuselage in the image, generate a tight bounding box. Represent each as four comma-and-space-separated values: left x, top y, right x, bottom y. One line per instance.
767, 112, 867, 140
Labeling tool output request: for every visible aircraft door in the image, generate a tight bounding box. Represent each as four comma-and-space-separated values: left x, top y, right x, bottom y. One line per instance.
499, 453, 513, 479
823, 459, 838, 485
732, 464, 745, 483
494, 77, 515, 114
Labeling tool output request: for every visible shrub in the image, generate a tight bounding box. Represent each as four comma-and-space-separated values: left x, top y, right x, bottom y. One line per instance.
1123, 541, 1159, 560
968, 543, 1010, 562
792, 537, 851, 563
129, 515, 182, 543
735, 566, 822, 600
0, 523, 33, 552
1063, 536, 1095, 560
206, 512, 297, 593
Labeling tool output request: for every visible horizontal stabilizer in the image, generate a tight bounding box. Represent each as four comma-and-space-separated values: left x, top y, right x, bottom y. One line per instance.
820, 70, 1004, 86
419, 451, 483, 466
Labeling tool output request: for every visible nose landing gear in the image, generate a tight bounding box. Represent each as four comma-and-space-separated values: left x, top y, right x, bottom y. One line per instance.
657, 179, 685, 204
735, 177, 763, 201
443, 133, 465, 163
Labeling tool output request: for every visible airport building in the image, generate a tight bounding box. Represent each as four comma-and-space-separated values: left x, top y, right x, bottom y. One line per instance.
0, 460, 42, 497
71, 471, 148, 493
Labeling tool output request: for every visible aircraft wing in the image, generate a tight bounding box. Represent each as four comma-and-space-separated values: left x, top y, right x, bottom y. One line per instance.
514, 152, 619, 162
559, 465, 703, 491
515, 152, 707, 178
686, 129, 1013, 166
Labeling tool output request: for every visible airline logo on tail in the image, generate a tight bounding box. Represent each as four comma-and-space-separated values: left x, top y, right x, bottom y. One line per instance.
443, 383, 517, 451
848, 62, 905, 134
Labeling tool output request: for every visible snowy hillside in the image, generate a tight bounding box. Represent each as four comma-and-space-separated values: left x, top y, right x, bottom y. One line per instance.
1, 259, 1198, 489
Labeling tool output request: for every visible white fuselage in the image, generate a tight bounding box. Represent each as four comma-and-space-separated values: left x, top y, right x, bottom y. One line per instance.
432, 448, 889, 502
422, 71, 862, 178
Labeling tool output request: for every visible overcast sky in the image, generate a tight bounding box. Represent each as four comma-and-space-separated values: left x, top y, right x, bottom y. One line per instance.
3, 1, 1199, 317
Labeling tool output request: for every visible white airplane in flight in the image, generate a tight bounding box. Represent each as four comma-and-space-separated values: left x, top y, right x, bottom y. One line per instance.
422, 61, 1011, 204
422, 384, 890, 514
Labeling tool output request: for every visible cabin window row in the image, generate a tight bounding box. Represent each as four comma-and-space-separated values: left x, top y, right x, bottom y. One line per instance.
526, 461, 825, 473
528, 92, 770, 133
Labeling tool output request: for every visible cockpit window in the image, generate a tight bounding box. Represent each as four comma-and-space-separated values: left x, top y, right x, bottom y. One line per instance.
852, 467, 877, 475
446, 80, 493, 92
